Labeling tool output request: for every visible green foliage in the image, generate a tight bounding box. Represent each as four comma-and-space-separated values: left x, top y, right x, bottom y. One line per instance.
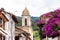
33, 31, 40, 40
33, 26, 39, 31
31, 17, 40, 31
16, 16, 22, 26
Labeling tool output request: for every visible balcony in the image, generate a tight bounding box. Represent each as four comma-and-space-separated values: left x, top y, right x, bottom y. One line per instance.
0, 23, 8, 36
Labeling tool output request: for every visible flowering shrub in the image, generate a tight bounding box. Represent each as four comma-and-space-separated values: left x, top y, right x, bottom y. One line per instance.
36, 9, 60, 38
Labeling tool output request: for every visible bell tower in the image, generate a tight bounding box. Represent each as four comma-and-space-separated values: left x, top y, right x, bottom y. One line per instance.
22, 8, 31, 27
22, 7, 33, 40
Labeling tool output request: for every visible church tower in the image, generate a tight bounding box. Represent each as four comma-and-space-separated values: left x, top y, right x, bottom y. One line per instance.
22, 8, 31, 27
22, 8, 33, 40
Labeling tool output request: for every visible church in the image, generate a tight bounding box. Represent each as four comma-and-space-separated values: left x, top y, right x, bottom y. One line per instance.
0, 8, 33, 40
15, 8, 33, 40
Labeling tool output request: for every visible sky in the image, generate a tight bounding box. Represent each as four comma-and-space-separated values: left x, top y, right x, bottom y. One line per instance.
0, 0, 60, 17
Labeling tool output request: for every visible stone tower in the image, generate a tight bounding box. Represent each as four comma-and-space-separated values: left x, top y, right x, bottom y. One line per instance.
22, 8, 31, 27
22, 7, 33, 40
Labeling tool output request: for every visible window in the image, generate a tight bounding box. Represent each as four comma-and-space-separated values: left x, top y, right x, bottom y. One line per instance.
0, 17, 5, 29
25, 18, 27, 26
3, 21, 5, 29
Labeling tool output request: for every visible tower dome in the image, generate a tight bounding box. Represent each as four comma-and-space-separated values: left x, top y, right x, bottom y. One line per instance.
22, 8, 30, 16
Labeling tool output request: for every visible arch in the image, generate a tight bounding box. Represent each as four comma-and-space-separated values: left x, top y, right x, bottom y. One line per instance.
25, 18, 27, 26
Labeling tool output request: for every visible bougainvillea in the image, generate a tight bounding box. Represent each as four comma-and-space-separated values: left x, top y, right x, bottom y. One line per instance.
36, 9, 60, 38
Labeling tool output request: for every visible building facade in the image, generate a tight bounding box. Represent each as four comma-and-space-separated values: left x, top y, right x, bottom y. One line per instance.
0, 8, 33, 40
0, 8, 18, 40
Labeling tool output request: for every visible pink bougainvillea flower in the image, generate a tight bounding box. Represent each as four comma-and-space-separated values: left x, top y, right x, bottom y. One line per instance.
54, 9, 60, 14
36, 9, 60, 37
57, 13, 60, 18
43, 13, 53, 18
49, 30, 58, 37
36, 20, 45, 26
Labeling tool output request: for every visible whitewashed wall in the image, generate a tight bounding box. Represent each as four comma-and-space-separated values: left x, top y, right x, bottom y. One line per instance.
4, 13, 15, 40
4, 13, 11, 40
43, 37, 59, 40
52, 37, 58, 40
11, 19, 15, 40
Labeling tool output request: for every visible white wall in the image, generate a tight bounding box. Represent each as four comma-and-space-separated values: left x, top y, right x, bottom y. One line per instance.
43, 37, 59, 40
11, 19, 15, 40
4, 13, 15, 40
52, 37, 58, 40
19, 34, 26, 40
